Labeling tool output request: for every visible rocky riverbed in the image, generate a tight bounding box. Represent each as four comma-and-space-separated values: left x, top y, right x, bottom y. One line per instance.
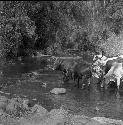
0, 95, 123, 125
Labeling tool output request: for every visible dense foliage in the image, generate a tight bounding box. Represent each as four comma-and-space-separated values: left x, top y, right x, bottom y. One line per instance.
1, 0, 123, 59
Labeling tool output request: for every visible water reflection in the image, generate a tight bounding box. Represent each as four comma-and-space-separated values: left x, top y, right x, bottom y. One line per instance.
2, 57, 48, 77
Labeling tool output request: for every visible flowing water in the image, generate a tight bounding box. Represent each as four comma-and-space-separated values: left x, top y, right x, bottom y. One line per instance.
0, 56, 123, 120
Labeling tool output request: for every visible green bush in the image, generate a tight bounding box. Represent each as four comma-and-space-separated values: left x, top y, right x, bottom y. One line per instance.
0, 1, 36, 59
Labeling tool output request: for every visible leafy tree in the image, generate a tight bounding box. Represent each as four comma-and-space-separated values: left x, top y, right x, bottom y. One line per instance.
1, 1, 123, 58
0, 1, 36, 58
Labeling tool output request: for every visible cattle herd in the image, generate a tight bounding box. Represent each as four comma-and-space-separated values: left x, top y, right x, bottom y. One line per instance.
54, 53, 123, 93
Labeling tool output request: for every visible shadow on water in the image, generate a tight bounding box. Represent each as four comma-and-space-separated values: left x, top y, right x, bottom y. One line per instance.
0, 56, 123, 120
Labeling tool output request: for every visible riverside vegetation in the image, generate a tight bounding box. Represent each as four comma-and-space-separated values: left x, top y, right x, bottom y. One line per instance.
0, 1, 123, 124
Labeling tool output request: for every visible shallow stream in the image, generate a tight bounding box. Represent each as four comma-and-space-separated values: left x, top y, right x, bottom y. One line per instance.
0, 56, 123, 120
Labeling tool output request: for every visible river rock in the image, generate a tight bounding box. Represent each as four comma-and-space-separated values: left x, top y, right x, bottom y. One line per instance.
44, 108, 68, 125
19, 107, 67, 125
22, 98, 30, 109
50, 88, 66, 94
92, 117, 123, 125
0, 96, 8, 110
32, 71, 39, 76
41, 82, 47, 88
11, 106, 123, 125
68, 115, 102, 125
5, 98, 20, 115
31, 104, 48, 117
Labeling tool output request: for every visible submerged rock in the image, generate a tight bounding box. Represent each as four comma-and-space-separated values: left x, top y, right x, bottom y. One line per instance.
50, 88, 66, 94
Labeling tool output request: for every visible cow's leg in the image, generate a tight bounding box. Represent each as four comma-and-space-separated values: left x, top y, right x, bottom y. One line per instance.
63, 72, 67, 82
74, 73, 78, 87
80, 76, 84, 89
116, 77, 121, 98
71, 72, 74, 80
73, 72, 77, 82
100, 78, 105, 88
102, 77, 109, 89
99, 70, 104, 83
62, 69, 67, 82
69, 71, 73, 80
77, 77, 80, 88
81, 75, 88, 89
86, 77, 91, 89
116, 77, 120, 90
88, 77, 91, 86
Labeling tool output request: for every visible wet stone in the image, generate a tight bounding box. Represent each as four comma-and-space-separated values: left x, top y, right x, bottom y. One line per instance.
50, 88, 66, 94
68, 115, 102, 125
31, 104, 48, 116
0, 96, 8, 110
92, 117, 123, 125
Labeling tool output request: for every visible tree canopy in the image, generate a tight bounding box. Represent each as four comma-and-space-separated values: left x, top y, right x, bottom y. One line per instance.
1, 1, 123, 58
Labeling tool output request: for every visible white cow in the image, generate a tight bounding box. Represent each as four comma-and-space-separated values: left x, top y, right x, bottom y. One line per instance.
93, 54, 123, 89
93, 54, 119, 66
103, 62, 123, 90
118, 55, 123, 58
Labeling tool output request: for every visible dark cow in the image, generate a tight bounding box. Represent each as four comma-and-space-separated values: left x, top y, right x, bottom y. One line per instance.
73, 62, 92, 89
54, 58, 93, 89
54, 59, 77, 82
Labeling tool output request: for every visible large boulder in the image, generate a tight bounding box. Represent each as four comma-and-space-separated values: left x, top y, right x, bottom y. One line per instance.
50, 88, 66, 94
19, 104, 48, 125
31, 104, 48, 117
46, 107, 68, 125
5, 97, 22, 116
19, 107, 68, 125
